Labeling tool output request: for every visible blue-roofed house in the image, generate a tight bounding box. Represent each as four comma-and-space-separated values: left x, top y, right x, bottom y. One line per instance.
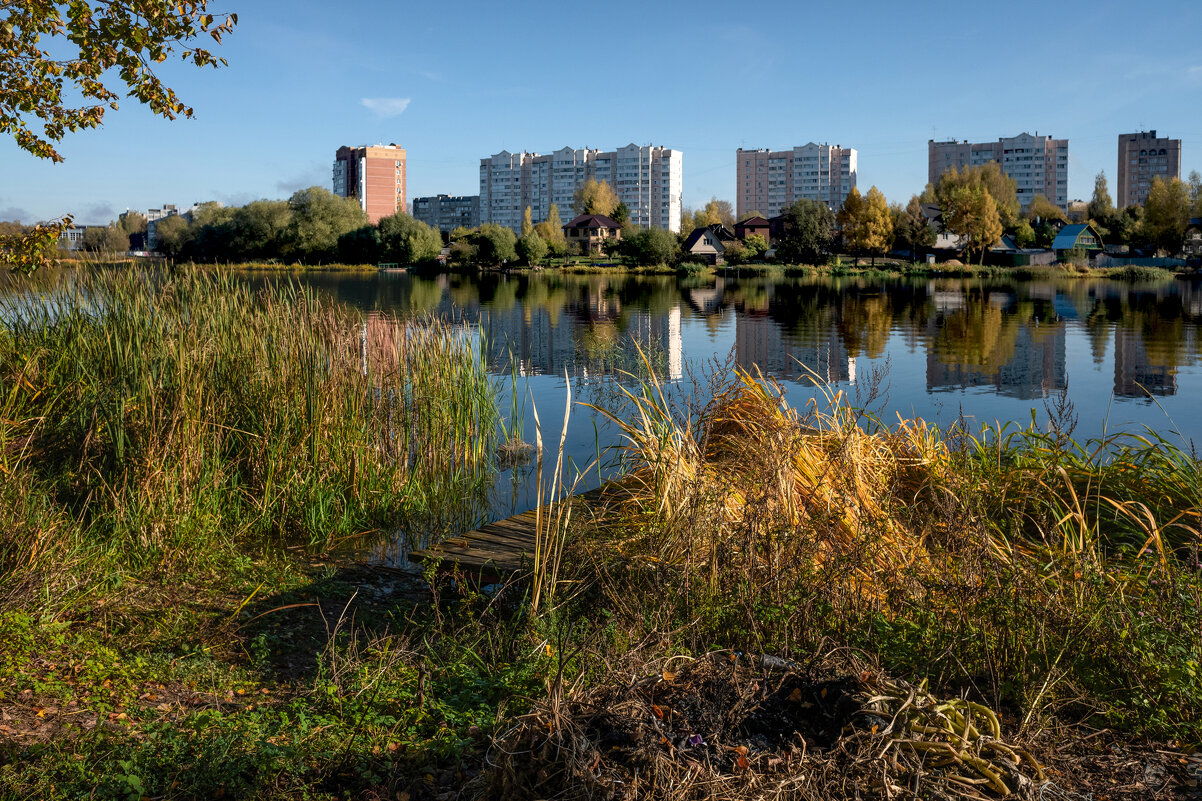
1052, 223, 1104, 261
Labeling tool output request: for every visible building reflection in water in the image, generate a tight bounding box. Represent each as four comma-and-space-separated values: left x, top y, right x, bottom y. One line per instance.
735, 313, 855, 384
1113, 328, 1177, 397
481, 302, 683, 381
927, 324, 1067, 400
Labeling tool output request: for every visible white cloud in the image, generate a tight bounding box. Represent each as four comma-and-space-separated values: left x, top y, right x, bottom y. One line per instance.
360, 97, 411, 118
1188, 65, 1202, 82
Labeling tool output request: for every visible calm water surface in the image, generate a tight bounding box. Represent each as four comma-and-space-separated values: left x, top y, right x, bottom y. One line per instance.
11, 268, 1198, 549
281, 269, 1202, 540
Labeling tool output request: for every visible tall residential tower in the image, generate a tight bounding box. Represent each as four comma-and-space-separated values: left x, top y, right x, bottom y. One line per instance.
735, 143, 857, 219
928, 133, 1068, 211
333, 144, 407, 224
1116, 131, 1181, 208
479, 144, 683, 232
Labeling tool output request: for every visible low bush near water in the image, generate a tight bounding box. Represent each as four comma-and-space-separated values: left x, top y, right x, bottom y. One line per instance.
577, 365, 1202, 741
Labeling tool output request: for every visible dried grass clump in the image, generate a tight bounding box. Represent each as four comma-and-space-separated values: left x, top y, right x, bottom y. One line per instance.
478, 653, 1043, 800
594, 367, 992, 605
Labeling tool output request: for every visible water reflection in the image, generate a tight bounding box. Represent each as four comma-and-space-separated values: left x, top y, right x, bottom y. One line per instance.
295, 269, 1200, 423
5, 266, 1199, 549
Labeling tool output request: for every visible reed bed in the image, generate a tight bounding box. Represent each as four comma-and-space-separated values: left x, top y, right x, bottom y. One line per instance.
579, 364, 1202, 741
0, 267, 497, 592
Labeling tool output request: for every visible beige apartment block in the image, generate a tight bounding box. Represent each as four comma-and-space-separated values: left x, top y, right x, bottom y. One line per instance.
1117, 131, 1181, 208
479, 144, 683, 233
735, 143, 857, 219
333, 144, 407, 224
928, 133, 1068, 211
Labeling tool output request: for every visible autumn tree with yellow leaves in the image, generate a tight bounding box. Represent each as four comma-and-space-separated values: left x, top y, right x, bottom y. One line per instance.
572, 179, 619, 217
838, 186, 894, 265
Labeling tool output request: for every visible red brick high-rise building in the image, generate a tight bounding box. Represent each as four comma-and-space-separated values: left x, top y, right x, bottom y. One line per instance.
332, 144, 406, 223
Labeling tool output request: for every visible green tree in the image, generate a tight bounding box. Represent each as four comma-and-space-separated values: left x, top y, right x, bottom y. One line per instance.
118, 210, 147, 239
891, 196, 935, 259
723, 240, 748, 265
2, 2, 237, 271
229, 199, 292, 259
776, 199, 835, 265
473, 223, 517, 265
1024, 194, 1068, 224
612, 201, 630, 227
743, 233, 768, 259
1034, 221, 1057, 248
338, 226, 381, 264
181, 202, 236, 261
1088, 172, 1114, 221
945, 185, 1002, 263
153, 214, 189, 258
517, 232, 548, 265
622, 227, 679, 266
936, 163, 1019, 229
1014, 219, 1036, 248
282, 187, 368, 263
378, 212, 442, 265
82, 223, 128, 255
1141, 176, 1191, 254
521, 206, 534, 236
572, 179, 619, 216
0, 221, 59, 271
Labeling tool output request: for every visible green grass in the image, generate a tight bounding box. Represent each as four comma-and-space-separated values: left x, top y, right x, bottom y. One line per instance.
0, 266, 531, 798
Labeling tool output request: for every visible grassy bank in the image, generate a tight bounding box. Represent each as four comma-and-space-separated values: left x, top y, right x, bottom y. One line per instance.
1, 270, 1199, 799
0, 268, 515, 798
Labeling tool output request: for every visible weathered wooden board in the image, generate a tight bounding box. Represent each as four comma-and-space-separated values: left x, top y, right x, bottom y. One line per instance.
407, 483, 624, 576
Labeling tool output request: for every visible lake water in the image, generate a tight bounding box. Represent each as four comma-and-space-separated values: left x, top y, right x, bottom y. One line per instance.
8, 267, 1198, 549
283, 269, 1202, 539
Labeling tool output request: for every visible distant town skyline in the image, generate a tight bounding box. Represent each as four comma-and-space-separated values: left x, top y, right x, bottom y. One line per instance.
2, 0, 1201, 224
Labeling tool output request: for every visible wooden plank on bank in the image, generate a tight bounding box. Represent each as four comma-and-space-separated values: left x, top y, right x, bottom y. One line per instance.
407, 482, 628, 577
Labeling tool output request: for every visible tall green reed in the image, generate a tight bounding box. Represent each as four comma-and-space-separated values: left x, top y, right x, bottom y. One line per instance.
0, 266, 498, 579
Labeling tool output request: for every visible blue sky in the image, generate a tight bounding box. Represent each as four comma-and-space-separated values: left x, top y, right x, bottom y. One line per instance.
3, 0, 1201, 224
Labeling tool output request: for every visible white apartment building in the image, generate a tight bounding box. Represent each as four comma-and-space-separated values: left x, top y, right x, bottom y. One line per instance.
479, 144, 683, 232
928, 132, 1069, 210
145, 203, 207, 250
479, 151, 530, 232
736, 143, 858, 218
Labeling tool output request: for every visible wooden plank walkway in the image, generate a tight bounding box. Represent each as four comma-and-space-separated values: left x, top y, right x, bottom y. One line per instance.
407, 483, 624, 577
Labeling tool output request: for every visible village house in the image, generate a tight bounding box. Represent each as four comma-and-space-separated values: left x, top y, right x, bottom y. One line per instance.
563, 213, 622, 255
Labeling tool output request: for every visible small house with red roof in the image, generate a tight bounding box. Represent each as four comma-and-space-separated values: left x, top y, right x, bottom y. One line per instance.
734, 216, 771, 242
